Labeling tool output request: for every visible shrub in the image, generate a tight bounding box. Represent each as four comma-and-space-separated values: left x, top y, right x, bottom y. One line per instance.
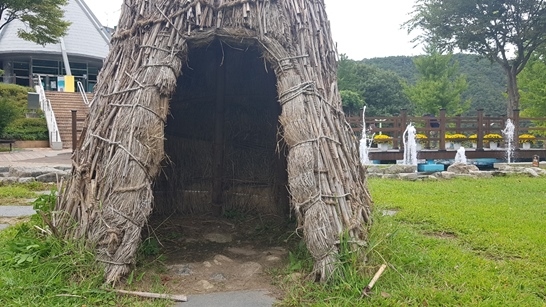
0, 97, 19, 137
2, 118, 48, 140
0, 84, 36, 138
0, 83, 32, 115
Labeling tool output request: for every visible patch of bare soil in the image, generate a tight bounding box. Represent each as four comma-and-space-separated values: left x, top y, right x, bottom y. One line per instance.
134, 214, 296, 298
0, 216, 29, 225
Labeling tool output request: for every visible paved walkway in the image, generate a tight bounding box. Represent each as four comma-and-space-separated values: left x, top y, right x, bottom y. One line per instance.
0, 148, 72, 167
0, 206, 36, 217
175, 290, 276, 307
0, 148, 70, 230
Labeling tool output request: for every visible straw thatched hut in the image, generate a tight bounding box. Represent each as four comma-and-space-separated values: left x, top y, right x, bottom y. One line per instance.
54, 0, 373, 284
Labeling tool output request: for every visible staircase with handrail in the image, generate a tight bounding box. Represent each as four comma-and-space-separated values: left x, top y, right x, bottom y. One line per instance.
35, 75, 63, 150
46, 91, 91, 150
36, 75, 91, 150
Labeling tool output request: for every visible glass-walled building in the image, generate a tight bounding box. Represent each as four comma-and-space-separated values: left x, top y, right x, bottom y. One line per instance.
0, 0, 110, 92
0, 57, 102, 92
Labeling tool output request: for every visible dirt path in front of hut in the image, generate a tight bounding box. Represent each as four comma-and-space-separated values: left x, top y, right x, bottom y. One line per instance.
132, 214, 296, 299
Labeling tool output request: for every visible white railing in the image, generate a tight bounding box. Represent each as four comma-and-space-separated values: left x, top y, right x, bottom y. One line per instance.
76, 81, 90, 106
35, 75, 63, 150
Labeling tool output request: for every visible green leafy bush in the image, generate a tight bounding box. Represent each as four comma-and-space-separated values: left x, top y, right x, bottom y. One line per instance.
2, 118, 48, 140
0, 83, 32, 114
0, 97, 19, 137
0, 84, 37, 138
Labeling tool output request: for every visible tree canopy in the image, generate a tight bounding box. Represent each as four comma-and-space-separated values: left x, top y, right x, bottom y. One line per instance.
518, 53, 546, 133
338, 54, 413, 116
403, 45, 469, 116
405, 0, 546, 117
0, 0, 70, 45
364, 54, 508, 116
340, 90, 365, 116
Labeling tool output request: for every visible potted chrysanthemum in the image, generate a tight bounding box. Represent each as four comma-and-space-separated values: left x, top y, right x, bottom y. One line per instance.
373, 134, 393, 151
415, 133, 428, 151
445, 133, 466, 150
484, 133, 502, 149
519, 134, 536, 149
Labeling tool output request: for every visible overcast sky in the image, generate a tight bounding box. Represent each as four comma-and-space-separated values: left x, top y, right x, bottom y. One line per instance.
86, 0, 422, 60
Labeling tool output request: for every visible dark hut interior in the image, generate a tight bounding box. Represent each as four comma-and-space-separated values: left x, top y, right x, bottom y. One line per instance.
153, 41, 290, 217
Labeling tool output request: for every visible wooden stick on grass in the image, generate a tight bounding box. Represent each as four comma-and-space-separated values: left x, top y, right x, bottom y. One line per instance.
361, 264, 388, 297
108, 289, 188, 302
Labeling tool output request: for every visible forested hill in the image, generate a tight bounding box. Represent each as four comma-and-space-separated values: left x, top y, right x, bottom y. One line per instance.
361, 54, 508, 116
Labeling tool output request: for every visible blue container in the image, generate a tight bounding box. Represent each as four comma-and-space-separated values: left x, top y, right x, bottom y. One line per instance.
418, 164, 444, 172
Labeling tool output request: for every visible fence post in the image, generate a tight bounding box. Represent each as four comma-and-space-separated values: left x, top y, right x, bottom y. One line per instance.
71, 110, 77, 153
477, 109, 484, 151
439, 109, 446, 150
455, 115, 461, 134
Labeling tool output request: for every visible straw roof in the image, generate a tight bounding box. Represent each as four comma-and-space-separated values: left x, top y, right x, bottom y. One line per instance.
54, 0, 373, 284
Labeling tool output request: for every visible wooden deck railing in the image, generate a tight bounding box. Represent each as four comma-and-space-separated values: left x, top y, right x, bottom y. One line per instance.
346, 109, 546, 151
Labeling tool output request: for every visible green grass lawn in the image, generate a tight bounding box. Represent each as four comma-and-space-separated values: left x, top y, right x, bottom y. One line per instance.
0, 182, 54, 206
1, 177, 545, 306
280, 176, 546, 306
0, 189, 170, 306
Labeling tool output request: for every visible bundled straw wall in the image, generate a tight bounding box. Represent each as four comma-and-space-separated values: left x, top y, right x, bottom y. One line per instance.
55, 0, 373, 283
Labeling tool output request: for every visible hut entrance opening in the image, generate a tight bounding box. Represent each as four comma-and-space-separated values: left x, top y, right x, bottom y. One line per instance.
153, 41, 289, 218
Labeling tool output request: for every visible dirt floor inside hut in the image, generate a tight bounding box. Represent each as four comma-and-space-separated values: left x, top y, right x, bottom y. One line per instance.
132, 213, 298, 298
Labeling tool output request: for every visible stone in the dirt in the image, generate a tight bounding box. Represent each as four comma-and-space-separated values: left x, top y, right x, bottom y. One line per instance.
471, 171, 493, 178
204, 232, 233, 243
203, 261, 212, 268
227, 247, 258, 256
263, 247, 287, 259
213, 254, 233, 264
54, 166, 72, 171
239, 262, 262, 278
196, 280, 214, 290
436, 171, 456, 179
36, 172, 64, 183
0, 177, 17, 184
209, 273, 227, 281
172, 264, 193, 276
9, 166, 61, 178
523, 168, 539, 177
18, 177, 35, 183
447, 162, 479, 174
265, 255, 281, 262
383, 165, 417, 174
399, 173, 419, 181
